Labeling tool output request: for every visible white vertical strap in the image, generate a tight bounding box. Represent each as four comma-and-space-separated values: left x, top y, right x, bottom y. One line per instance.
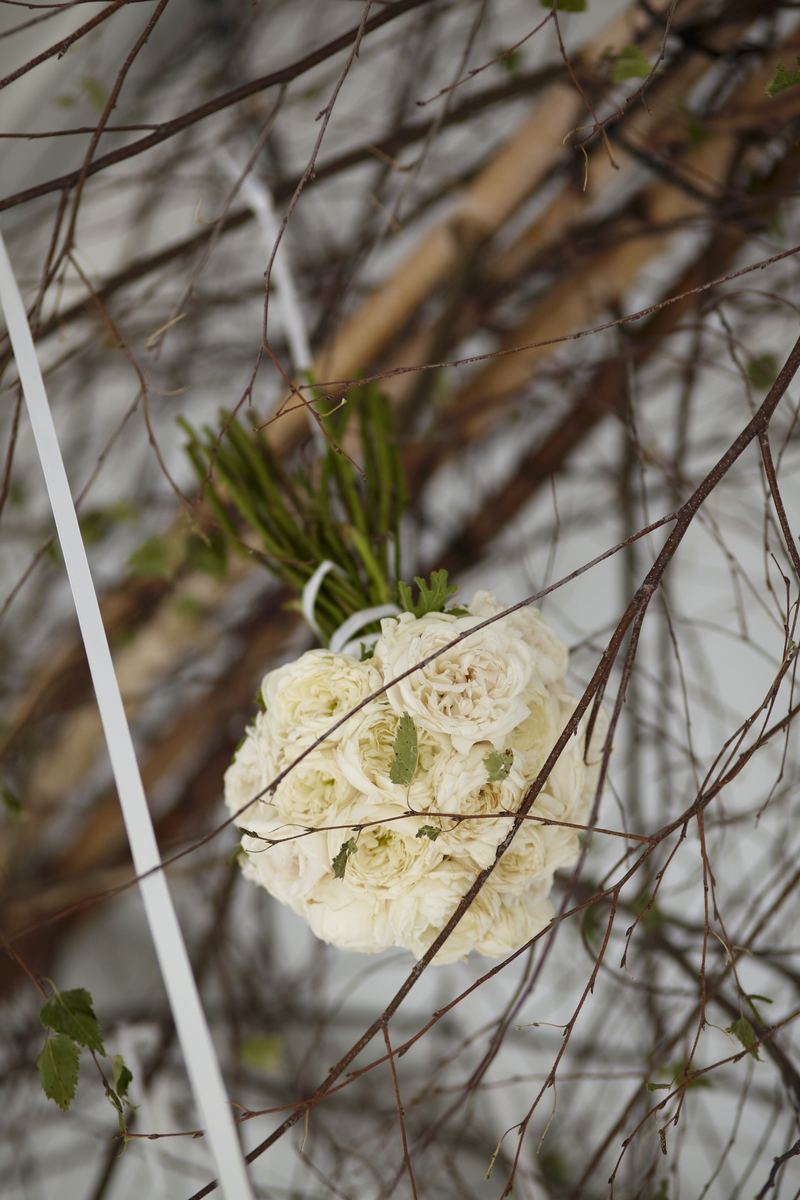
0, 232, 253, 1200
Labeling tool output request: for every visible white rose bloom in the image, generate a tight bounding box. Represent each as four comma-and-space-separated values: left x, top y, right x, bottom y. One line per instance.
270, 748, 356, 828
389, 861, 496, 963
374, 606, 535, 753
509, 686, 563, 781
325, 803, 445, 901
475, 882, 554, 958
428, 742, 528, 868
468, 591, 568, 684
240, 820, 329, 911
261, 648, 382, 751
224, 710, 278, 826
304, 880, 393, 954
335, 698, 446, 806
423, 885, 520, 964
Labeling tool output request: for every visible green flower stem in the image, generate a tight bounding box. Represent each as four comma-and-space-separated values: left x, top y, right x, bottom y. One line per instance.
347, 526, 392, 605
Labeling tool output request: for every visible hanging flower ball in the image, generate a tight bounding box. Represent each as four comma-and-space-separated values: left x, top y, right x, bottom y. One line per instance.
224, 593, 607, 964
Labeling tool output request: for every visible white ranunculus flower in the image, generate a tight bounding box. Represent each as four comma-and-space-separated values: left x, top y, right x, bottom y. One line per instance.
261, 648, 382, 751
374, 605, 535, 753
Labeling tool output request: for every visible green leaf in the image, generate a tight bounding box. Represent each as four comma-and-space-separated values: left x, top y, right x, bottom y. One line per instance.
416, 825, 441, 841
1, 784, 21, 817
37, 1034, 80, 1111
79, 502, 137, 545
397, 570, 458, 619
746, 353, 778, 391
726, 1016, 760, 1060
111, 1054, 133, 1101
390, 714, 418, 786
184, 530, 228, 579
766, 59, 800, 98
40, 987, 105, 1054
127, 535, 172, 580
611, 44, 652, 83
239, 1034, 282, 1073
496, 47, 522, 76
332, 838, 358, 879
484, 749, 514, 782
81, 76, 108, 113
540, 0, 586, 10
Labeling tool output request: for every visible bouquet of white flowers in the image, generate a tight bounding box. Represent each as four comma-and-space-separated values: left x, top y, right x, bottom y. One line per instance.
186, 388, 607, 963
223, 591, 605, 963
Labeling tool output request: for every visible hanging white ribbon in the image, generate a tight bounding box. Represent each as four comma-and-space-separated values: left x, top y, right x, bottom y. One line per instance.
301, 559, 400, 656
217, 150, 327, 454
0, 232, 253, 1200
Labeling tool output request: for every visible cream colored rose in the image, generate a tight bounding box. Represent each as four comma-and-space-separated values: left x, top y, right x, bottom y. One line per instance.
303, 880, 393, 954
509, 686, 562, 781
270, 748, 356, 828
374, 608, 535, 753
240, 819, 329, 911
474, 883, 554, 957
261, 648, 382, 751
428, 742, 528, 869
224, 710, 278, 826
325, 802, 445, 901
335, 698, 447, 806
388, 860, 489, 962
469, 591, 568, 684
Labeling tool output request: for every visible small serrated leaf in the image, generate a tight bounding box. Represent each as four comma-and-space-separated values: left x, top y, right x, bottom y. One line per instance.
610, 44, 651, 83
37, 1034, 80, 1111
390, 714, 418, 786
332, 838, 357, 879
484, 749, 514, 782
397, 570, 458, 619
726, 1016, 760, 1060
416, 824, 441, 841
767, 59, 800, 98
40, 987, 105, 1054
111, 1054, 133, 1101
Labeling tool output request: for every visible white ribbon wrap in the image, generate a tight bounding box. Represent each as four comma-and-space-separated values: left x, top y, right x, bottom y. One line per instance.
0, 232, 253, 1200
301, 559, 400, 656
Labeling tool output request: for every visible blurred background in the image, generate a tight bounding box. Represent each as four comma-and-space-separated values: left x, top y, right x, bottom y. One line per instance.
2, 1, 800, 1197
